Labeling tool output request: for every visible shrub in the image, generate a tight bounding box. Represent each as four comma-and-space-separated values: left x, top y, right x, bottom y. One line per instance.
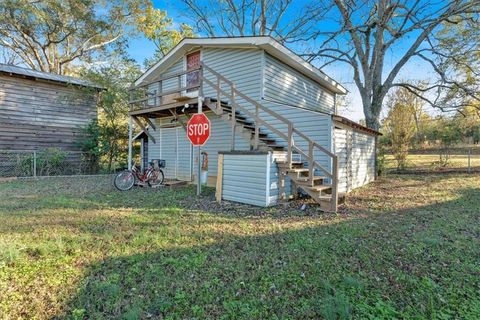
36, 148, 67, 176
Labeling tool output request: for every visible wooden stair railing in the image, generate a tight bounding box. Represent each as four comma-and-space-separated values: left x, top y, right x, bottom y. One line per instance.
200, 62, 339, 212
128, 66, 202, 111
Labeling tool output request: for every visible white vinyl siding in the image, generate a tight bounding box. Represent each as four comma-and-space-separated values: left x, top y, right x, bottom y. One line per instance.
263, 53, 335, 114
202, 47, 263, 104
192, 113, 251, 178
161, 59, 184, 92
221, 153, 270, 206
141, 45, 382, 207
148, 113, 251, 181
147, 117, 192, 181
251, 102, 334, 176
268, 152, 292, 205
334, 127, 376, 193
147, 119, 160, 162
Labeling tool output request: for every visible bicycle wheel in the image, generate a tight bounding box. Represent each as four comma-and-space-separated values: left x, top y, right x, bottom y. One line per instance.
114, 171, 135, 191
148, 169, 165, 187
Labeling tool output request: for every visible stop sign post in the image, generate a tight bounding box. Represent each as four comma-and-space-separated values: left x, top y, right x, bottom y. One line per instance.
187, 113, 211, 195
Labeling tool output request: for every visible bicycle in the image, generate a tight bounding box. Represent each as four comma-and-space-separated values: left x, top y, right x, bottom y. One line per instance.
114, 159, 165, 191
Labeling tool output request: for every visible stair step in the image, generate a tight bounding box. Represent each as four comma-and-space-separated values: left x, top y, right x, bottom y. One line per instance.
267, 144, 285, 148
223, 111, 247, 120
295, 175, 325, 181
305, 185, 332, 192
259, 137, 276, 142
287, 168, 309, 173
293, 176, 326, 184
277, 163, 304, 169
277, 160, 302, 165
236, 119, 254, 126
206, 98, 229, 105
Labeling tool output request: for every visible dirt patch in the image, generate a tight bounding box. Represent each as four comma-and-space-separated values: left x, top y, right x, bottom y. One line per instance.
178, 191, 338, 218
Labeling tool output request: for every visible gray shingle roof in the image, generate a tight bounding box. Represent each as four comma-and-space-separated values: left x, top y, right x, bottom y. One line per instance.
0, 63, 103, 89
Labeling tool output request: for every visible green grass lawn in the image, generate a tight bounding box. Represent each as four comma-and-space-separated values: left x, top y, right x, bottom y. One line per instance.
0, 174, 479, 319
385, 154, 480, 171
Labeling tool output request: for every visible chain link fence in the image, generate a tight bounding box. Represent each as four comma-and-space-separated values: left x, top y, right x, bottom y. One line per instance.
0, 149, 101, 178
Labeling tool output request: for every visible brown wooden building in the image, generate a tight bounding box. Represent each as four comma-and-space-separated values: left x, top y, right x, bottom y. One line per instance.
0, 64, 101, 152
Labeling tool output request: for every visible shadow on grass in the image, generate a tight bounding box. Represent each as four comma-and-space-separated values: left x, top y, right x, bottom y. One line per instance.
53, 188, 480, 320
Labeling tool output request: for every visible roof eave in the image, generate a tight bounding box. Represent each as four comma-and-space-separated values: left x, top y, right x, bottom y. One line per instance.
134, 37, 347, 94
333, 115, 382, 136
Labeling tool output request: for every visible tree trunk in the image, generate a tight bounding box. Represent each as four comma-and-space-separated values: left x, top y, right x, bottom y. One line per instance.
363, 99, 382, 131
107, 148, 114, 172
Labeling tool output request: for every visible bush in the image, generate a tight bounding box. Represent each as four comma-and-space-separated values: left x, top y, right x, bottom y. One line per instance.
437, 123, 461, 167
36, 148, 67, 176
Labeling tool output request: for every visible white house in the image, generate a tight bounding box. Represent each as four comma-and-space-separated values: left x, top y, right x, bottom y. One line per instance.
128, 36, 380, 211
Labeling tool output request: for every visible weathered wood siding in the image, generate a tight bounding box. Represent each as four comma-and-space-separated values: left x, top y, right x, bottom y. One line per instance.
0, 75, 97, 151
334, 127, 376, 193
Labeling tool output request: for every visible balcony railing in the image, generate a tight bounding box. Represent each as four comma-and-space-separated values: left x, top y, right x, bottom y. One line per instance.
128, 66, 202, 111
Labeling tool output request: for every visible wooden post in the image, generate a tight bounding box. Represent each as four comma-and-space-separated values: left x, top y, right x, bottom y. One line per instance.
33, 151, 36, 177
178, 75, 182, 92
254, 104, 259, 150
128, 116, 133, 170
159, 80, 163, 106
287, 123, 293, 168
199, 64, 204, 97
140, 138, 144, 172
468, 148, 471, 174
231, 84, 236, 151
278, 169, 286, 201
331, 156, 339, 212
308, 141, 314, 187
143, 88, 146, 109
215, 154, 224, 202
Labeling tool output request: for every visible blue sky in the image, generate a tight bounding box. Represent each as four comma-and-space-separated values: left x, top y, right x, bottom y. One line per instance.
126, 0, 437, 122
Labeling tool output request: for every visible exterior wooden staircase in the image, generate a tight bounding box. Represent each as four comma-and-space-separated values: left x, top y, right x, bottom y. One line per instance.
201, 63, 339, 212
205, 98, 286, 151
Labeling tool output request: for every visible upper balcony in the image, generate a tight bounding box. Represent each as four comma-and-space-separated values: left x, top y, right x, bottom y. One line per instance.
128, 66, 202, 118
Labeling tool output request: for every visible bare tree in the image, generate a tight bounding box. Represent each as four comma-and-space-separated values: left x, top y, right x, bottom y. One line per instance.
180, 0, 323, 43
302, 0, 480, 130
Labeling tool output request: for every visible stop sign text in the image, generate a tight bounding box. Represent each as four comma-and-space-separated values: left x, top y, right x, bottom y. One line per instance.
187, 113, 211, 146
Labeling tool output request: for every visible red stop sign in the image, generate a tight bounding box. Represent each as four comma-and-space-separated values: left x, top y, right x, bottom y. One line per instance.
187, 113, 211, 146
